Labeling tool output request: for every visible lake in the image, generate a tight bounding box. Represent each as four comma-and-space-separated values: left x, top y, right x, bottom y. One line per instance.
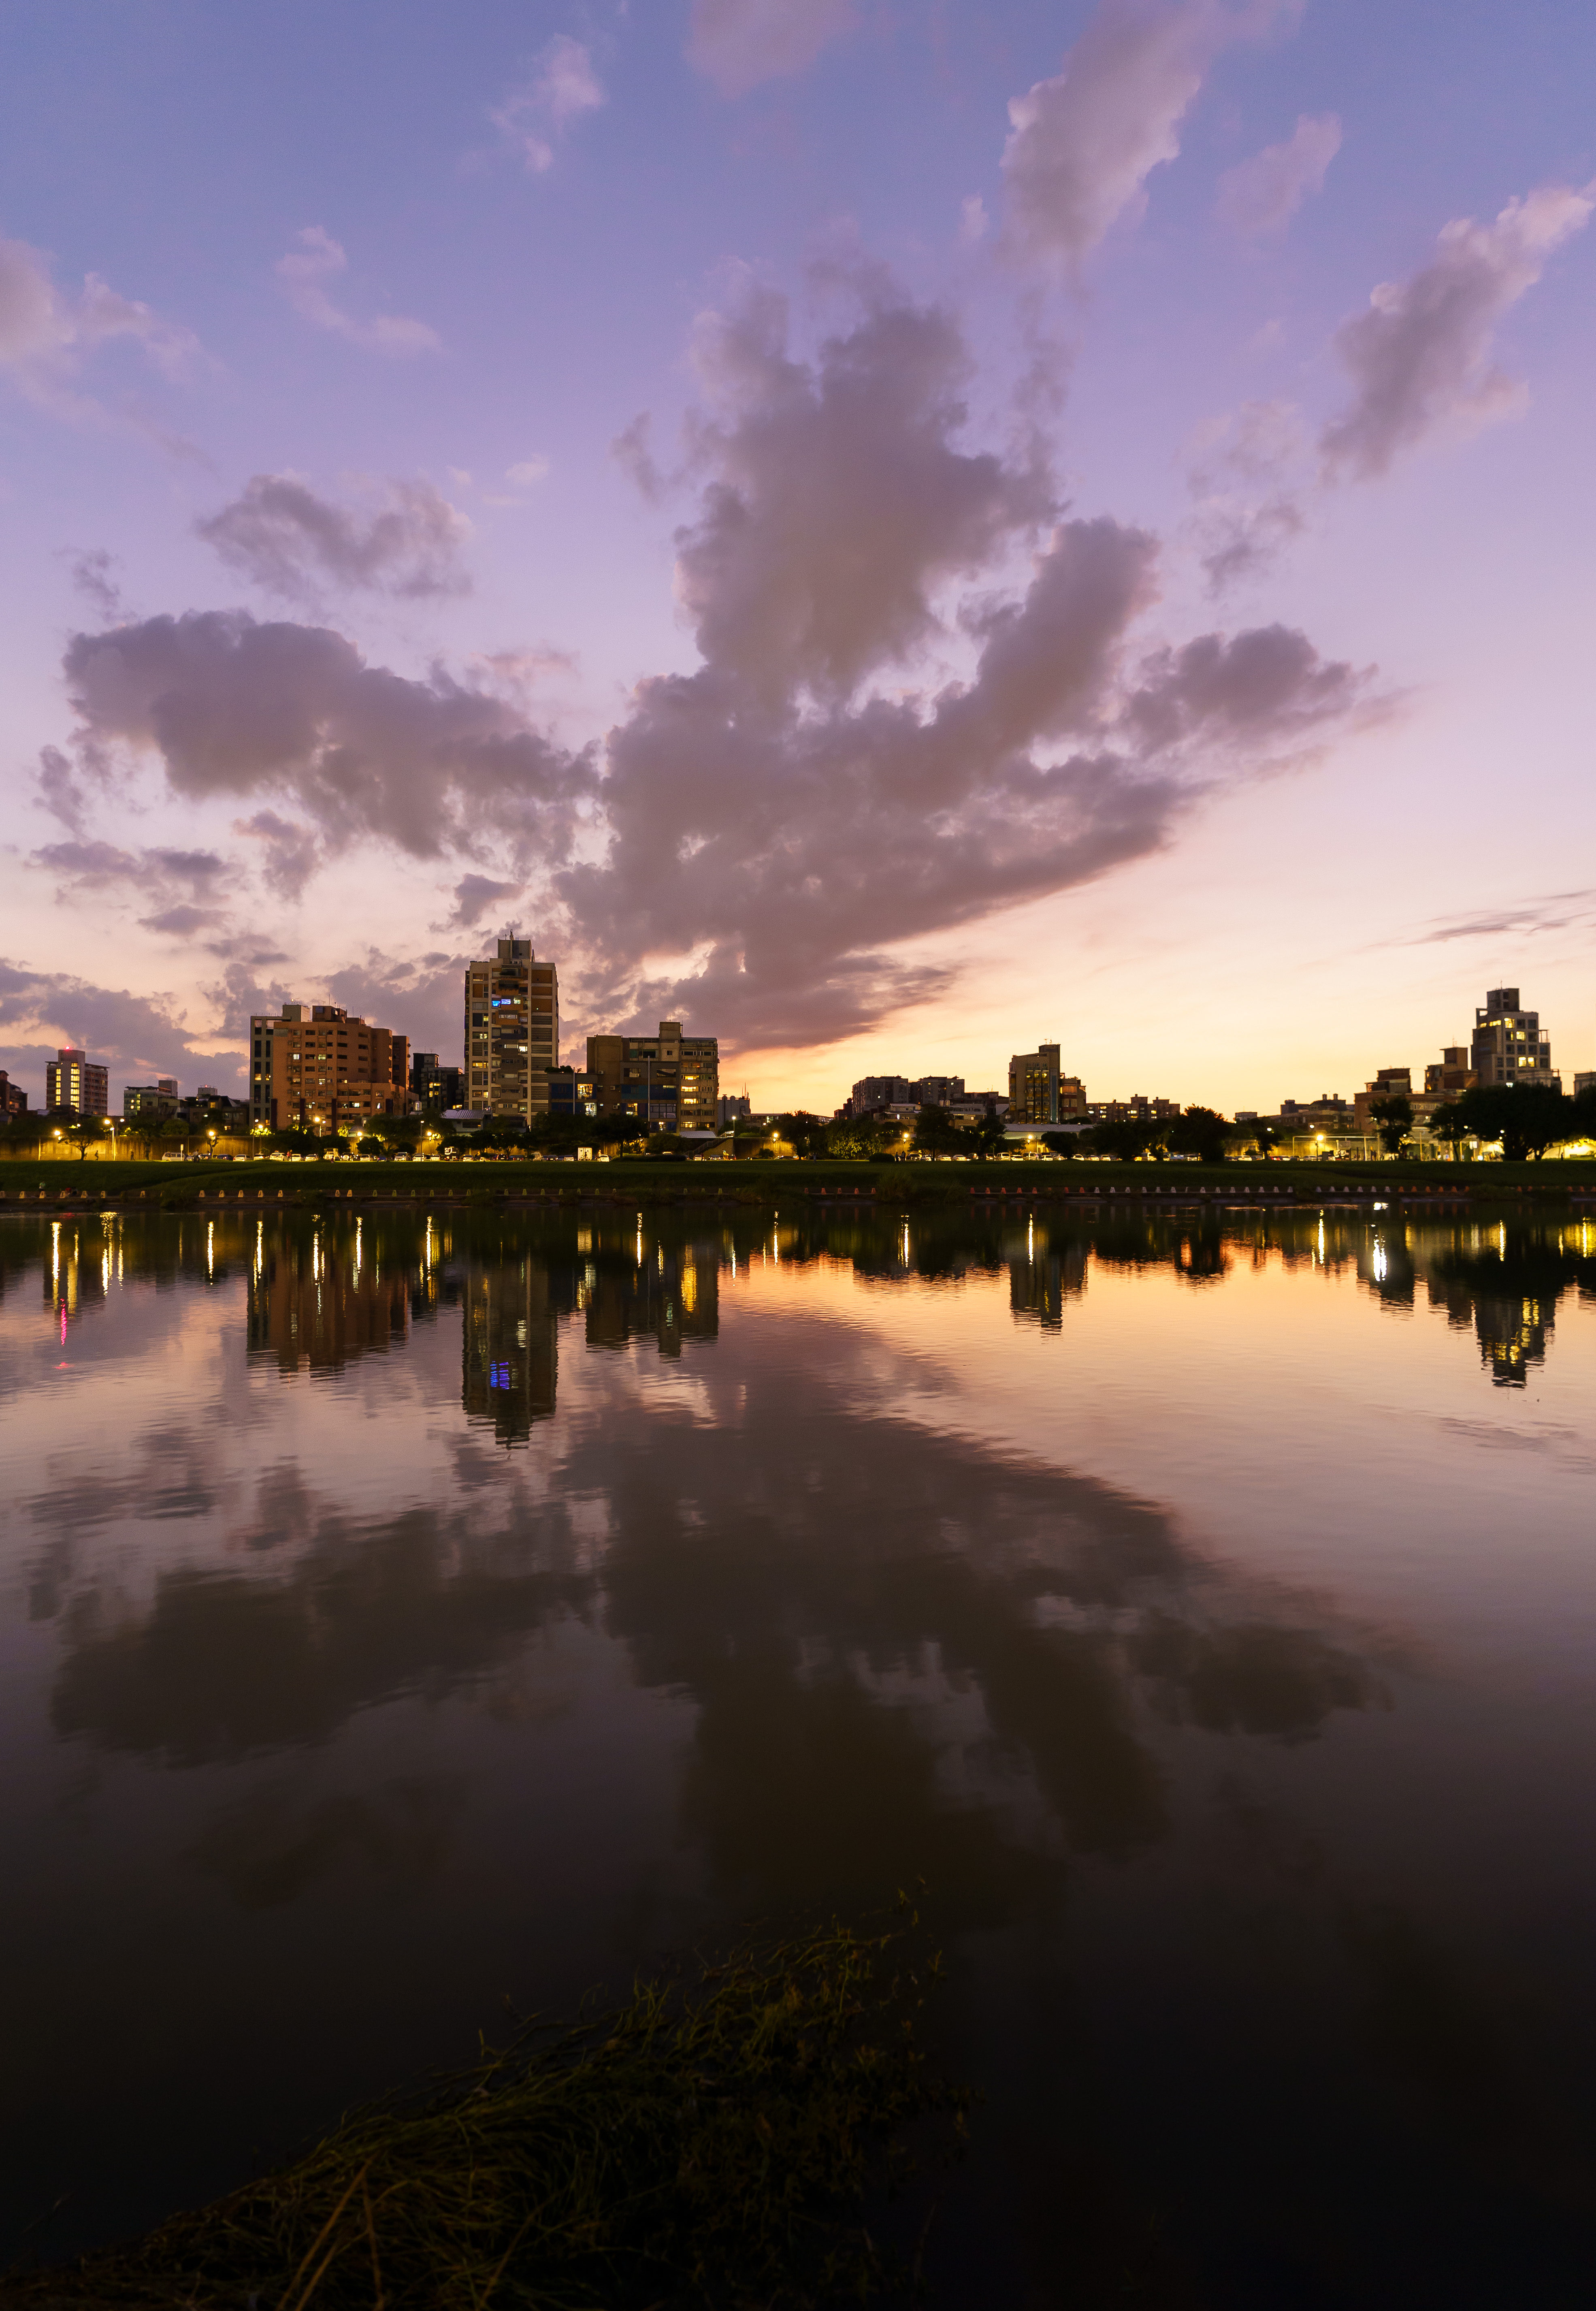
2, 1197, 1595, 2306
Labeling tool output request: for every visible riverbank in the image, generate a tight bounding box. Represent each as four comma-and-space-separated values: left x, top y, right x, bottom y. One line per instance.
3, 1153, 1595, 1213
0, 1919, 965, 2311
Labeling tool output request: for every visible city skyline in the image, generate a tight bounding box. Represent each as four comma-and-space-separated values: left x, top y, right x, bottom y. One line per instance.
2, 2, 1594, 1115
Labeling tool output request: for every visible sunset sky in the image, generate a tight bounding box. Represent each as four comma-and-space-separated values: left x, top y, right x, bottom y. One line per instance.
2, 0, 1593, 1114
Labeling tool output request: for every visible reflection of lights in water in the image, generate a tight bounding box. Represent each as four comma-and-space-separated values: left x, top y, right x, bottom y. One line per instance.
901, 1223, 910, 1266
1499, 1224, 1507, 1257
1372, 1242, 1387, 1282
355, 1218, 362, 1277
51, 1221, 59, 1289
730, 1248, 737, 1280
774, 1231, 782, 1267
1027, 1216, 1034, 1265
1317, 1219, 1325, 1263
255, 1220, 263, 1280
207, 1221, 214, 1279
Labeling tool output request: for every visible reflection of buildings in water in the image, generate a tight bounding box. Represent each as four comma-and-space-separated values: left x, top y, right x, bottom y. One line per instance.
248, 1226, 410, 1373
42, 1219, 112, 1321
1409, 1221, 1596, 1389
1008, 1222, 1089, 1329
580, 1236, 719, 1360
1468, 1290, 1551, 1387
463, 1257, 558, 1444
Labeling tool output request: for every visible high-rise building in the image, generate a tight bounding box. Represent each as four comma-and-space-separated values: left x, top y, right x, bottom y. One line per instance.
1007, 1044, 1086, 1125
249, 1005, 412, 1133
466, 938, 560, 1122
586, 1019, 718, 1129
46, 1048, 109, 1116
1470, 988, 1559, 1090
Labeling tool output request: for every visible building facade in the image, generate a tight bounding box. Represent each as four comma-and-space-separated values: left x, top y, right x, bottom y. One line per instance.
1423, 1045, 1476, 1097
586, 1020, 718, 1129
411, 1052, 465, 1110
0, 1071, 28, 1117
1471, 988, 1559, 1090
124, 1078, 180, 1122
1008, 1044, 1087, 1126
546, 1065, 598, 1118
250, 1005, 411, 1133
466, 938, 559, 1122
46, 1049, 109, 1116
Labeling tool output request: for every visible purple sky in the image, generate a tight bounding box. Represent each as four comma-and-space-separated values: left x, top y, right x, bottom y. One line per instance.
2, 0, 1593, 1113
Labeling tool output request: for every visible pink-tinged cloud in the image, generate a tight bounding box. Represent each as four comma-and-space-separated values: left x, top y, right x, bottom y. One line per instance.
1217, 112, 1341, 238
198, 475, 472, 605
0, 233, 199, 418
1321, 182, 1594, 481
490, 35, 604, 173
688, 0, 855, 97
1001, 0, 1293, 273
273, 228, 440, 356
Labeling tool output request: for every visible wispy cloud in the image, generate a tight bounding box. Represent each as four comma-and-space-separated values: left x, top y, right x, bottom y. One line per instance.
1217, 112, 1340, 238
198, 475, 471, 605
687, 0, 855, 97
490, 35, 604, 172
0, 232, 200, 420
274, 228, 440, 355
1321, 181, 1594, 481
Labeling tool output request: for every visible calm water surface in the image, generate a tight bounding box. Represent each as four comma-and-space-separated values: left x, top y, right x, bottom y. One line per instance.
3, 1199, 1596, 2306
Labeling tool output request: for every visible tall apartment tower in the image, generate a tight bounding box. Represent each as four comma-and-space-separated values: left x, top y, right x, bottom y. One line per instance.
1007, 1043, 1086, 1126
1470, 988, 1559, 1090
466, 938, 560, 1121
46, 1048, 109, 1116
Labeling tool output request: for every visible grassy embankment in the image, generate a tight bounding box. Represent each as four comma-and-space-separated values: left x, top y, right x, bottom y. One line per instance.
2, 1154, 1594, 1210
0, 1917, 968, 2311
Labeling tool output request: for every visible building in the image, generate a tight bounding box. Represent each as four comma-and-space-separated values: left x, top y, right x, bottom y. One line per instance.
546, 1065, 598, 1119
1352, 1068, 1415, 1136
46, 1048, 109, 1116
124, 1078, 180, 1122
0, 1071, 28, 1117
1008, 1044, 1087, 1126
466, 937, 559, 1123
586, 1019, 719, 1130
717, 1093, 752, 1129
1277, 1093, 1353, 1135
411, 1052, 465, 1110
1471, 987, 1559, 1090
249, 1005, 412, 1133
1423, 1045, 1476, 1097
1576, 1072, 1596, 1099
1086, 1094, 1180, 1125
183, 1086, 251, 1135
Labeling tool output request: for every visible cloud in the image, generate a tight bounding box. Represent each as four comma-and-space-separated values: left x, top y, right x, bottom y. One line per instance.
1185, 398, 1308, 591
60, 609, 598, 866
437, 873, 525, 931
232, 810, 322, 902
1407, 890, 1596, 947
0, 233, 200, 418
1001, 0, 1291, 273
688, 0, 855, 97
1321, 182, 1594, 481
554, 275, 1362, 1043
490, 35, 604, 172
612, 411, 665, 503
0, 956, 233, 1089
197, 475, 471, 605
505, 457, 549, 488
274, 229, 440, 356
61, 547, 127, 624
1217, 112, 1340, 238
41, 269, 1365, 1056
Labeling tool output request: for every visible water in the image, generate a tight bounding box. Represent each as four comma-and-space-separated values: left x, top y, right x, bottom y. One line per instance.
3, 1197, 1596, 2306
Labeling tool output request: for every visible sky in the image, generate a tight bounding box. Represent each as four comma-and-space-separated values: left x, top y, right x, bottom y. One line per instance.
2, 0, 1594, 1116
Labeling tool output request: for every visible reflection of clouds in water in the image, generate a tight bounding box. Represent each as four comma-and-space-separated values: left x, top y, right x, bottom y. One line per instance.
187, 1775, 462, 1909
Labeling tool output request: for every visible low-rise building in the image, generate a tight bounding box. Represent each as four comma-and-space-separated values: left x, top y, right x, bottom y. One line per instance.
123, 1078, 180, 1122
250, 1005, 412, 1133
1424, 1045, 1476, 1097
547, 1065, 598, 1118
0, 1071, 30, 1116
587, 1020, 719, 1129
717, 1093, 752, 1129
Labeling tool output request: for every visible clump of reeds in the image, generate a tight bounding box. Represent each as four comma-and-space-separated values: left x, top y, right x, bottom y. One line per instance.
4, 1910, 967, 2310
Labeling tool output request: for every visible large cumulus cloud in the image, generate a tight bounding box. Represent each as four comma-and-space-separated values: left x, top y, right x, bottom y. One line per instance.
45, 273, 1364, 1052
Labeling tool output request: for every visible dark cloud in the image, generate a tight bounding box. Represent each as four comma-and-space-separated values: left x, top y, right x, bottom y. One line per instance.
138, 903, 230, 939
0, 956, 234, 1091
438, 872, 524, 931
1406, 890, 1596, 947
1321, 184, 1593, 481
61, 546, 127, 623
196, 474, 471, 605
231, 809, 322, 901
62, 609, 598, 862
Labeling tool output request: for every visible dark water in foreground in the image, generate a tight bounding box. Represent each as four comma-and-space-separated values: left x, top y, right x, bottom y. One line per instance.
2, 1201, 1595, 2306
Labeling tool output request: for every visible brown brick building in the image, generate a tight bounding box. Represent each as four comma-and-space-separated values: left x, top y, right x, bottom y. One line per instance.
249, 1004, 411, 1134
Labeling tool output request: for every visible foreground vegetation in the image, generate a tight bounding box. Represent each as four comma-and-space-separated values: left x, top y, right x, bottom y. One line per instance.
1, 1917, 967, 2311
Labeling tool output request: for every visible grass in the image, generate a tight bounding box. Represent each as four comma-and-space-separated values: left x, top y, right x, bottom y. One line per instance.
1, 1913, 970, 2311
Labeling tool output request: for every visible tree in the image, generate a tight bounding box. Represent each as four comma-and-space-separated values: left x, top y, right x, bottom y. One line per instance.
1369, 1093, 1414, 1157
1249, 1117, 1283, 1161
970, 1103, 1008, 1162
1451, 1083, 1570, 1163
1088, 1116, 1155, 1162
1038, 1130, 1080, 1159
913, 1103, 966, 1157
1167, 1105, 1231, 1164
